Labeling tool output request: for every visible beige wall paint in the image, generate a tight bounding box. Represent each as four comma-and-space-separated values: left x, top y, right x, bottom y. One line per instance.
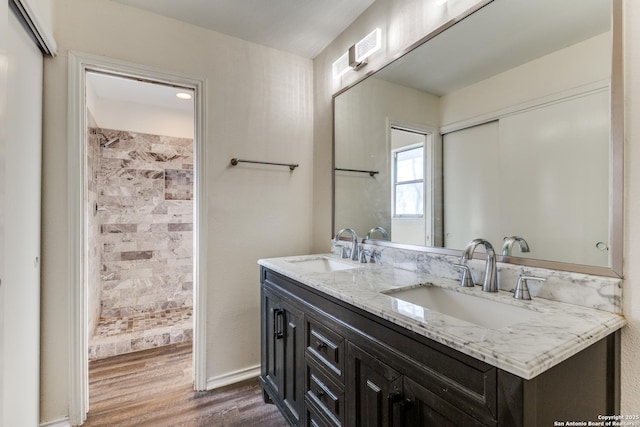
314, 0, 640, 413
42, 0, 313, 422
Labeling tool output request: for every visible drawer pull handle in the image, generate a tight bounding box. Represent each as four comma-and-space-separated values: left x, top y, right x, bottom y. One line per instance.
316, 388, 326, 398
316, 341, 327, 351
274, 309, 285, 339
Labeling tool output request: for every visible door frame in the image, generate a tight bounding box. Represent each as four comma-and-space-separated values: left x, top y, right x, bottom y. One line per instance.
67, 51, 208, 425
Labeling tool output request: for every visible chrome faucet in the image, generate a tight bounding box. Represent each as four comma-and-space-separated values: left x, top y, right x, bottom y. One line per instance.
461, 238, 498, 292
502, 236, 530, 256
365, 226, 389, 241
335, 228, 359, 261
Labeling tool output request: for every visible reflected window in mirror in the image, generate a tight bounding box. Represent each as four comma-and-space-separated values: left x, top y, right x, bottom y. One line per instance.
393, 144, 424, 217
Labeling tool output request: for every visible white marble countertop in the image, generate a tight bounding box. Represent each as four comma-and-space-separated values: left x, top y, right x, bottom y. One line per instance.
258, 254, 626, 380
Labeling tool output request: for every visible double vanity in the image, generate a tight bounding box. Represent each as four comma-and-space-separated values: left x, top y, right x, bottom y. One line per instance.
258, 251, 625, 426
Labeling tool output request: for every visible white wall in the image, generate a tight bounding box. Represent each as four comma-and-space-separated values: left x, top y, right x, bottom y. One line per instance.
314, 0, 640, 413
622, 0, 640, 413
93, 98, 193, 138
41, 0, 313, 422
87, 97, 194, 139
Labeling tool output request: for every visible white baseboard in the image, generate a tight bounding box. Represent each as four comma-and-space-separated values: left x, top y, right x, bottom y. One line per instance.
206, 365, 261, 390
40, 417, 71, 427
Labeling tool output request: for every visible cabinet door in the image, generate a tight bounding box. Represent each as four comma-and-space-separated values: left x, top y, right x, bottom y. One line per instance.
261, 285, 305, 425
403, 376, 490, 427
282, 300, 305, 424
262, 287, 284, 396
347, 343, 403, 427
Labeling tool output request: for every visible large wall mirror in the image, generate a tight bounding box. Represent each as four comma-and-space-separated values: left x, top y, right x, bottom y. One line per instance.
333, 0, 623, 277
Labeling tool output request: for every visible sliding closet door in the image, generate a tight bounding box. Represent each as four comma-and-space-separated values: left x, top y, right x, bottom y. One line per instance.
443, 121, 501, 249
2, 9, 44, 426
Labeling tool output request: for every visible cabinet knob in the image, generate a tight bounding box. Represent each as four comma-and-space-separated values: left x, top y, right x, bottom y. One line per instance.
315, 388, 326, 398
316, 341, 327, 351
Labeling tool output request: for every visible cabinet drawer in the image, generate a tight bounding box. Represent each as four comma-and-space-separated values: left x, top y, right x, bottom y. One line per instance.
306, 316, 344, 380
306, 397, 339, 427
306, 359, 344, 426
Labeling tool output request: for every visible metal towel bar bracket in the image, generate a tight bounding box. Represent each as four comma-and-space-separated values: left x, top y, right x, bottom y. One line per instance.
230, 158, 298, 171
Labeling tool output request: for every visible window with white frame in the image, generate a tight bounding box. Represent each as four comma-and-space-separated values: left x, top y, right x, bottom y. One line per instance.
393, 144, 424, 217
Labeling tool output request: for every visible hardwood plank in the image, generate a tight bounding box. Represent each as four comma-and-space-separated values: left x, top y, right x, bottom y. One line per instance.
84, 343, 288, 426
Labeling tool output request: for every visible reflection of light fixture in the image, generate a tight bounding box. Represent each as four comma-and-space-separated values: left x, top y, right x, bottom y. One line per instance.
332, 28, 382, 78
176, 92, 192, 100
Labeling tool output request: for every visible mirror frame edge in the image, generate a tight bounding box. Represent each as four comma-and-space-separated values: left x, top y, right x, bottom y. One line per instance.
331, 0, 624, 279
610, 0, 624, 278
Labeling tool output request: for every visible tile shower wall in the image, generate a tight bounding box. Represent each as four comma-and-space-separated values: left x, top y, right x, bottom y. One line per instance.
95, 127, 194, 318
87, 115, 102, 337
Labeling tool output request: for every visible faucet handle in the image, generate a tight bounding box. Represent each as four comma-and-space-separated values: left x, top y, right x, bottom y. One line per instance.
453, 264, 475, 287
358, 246, 369, 263
514, 275, 546, 300
335, 244, 350, 259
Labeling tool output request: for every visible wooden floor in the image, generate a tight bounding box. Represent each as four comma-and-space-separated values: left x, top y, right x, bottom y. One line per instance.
84, 343, 289, 427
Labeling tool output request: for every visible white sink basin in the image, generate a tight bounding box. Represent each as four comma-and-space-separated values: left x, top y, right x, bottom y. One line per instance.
384, 285, 541, 329
286, 257, 359, 273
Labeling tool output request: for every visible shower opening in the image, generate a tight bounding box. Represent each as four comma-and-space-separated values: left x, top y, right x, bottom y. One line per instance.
85, 71, 195, 361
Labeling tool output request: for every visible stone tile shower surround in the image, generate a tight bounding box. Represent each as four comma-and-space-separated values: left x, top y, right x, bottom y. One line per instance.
89, 127, 194, 359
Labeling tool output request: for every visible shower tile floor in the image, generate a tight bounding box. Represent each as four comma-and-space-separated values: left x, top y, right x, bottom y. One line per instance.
89, 307, 193, 360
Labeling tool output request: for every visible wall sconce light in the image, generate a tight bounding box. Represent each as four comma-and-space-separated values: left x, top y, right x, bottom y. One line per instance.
332, 28, 382, 78
332, 51, 351, 78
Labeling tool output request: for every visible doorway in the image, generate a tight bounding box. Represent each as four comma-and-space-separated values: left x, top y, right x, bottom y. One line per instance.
85, 71, 195, 361
68, 53, 207, 425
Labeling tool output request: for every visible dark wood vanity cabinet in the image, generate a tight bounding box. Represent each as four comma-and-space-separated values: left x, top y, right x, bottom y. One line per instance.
347, 342, 494, 427
260, 285, 305, 425
260, 267, 620, 427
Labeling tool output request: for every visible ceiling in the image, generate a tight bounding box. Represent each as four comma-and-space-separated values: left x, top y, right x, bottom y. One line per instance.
110, 0, 376, 59
86, 72, 194, 113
